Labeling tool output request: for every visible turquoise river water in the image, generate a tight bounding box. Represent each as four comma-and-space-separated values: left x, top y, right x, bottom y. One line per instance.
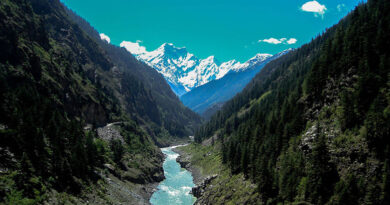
150, 146, 196, 205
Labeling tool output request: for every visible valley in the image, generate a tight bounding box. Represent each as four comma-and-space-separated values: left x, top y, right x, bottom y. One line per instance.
1, 0, 389, 204
150, 145, 196, 205
121, 42, 292, 117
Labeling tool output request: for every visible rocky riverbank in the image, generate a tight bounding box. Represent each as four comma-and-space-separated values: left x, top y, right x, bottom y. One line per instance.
173, 146, 220, 204
94, 123, 165, 204
190, 175, 218, 198
173, 147, 204, 185
174, 144, 261, 205
44, 170, 160, 205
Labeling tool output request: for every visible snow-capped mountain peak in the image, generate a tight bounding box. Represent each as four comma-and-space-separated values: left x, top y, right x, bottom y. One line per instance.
158, 43, 187, 56
121, 42, 274, 96
252, 53, 273, 61
204, 55, 217, 63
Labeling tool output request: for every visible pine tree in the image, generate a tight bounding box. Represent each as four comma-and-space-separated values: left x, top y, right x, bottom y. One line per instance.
306, 123, 338, 204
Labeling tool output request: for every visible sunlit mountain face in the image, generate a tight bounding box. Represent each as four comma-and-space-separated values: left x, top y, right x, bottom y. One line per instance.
120, 42, 273, 96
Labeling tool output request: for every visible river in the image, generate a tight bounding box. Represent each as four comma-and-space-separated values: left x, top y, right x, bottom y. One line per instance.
150, 146, 196, 205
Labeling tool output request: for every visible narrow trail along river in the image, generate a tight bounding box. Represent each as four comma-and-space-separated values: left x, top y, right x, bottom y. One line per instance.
150, 146, 196, 205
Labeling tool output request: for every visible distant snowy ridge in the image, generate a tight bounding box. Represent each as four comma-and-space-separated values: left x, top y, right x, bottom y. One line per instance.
121, 42, 273, 96
180, 48, 293, 115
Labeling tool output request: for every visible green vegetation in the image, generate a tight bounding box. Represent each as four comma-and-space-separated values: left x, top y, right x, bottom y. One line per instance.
195, 0, 390, 204
65, 8, 202, 143
0, 0, 200, 203
178, 143, 260, 204
0, 0, 113, 199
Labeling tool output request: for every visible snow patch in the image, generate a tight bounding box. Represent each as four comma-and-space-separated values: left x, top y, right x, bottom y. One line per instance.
121, 42, 275, 94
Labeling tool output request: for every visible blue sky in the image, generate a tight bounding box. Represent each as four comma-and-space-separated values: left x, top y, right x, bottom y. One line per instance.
61, 0, 363, 62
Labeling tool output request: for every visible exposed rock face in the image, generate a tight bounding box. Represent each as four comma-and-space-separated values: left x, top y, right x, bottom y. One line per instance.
175, 146, 226, 204
176, 155, 191, 168
300, 122, 338, 155
299, 125, 318, 154
299, 120, 379, 193
190, 175, 218, 198
96, 123, 165, 185
152, 166, 165, 182
97, 123, 124, 143
0, 147, 16, 173
174, 147, 204, 185
104, 163, 115, 172
123, 165, 165, 184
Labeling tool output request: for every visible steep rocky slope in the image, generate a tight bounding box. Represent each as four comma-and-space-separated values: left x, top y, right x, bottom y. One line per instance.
65, 8, 202, 146
0, 0, 200, 203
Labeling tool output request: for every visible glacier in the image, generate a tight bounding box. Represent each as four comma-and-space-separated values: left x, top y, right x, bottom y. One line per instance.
121, 42, 273, 96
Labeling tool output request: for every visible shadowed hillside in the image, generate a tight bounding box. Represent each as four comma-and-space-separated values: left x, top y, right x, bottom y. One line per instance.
0, 0, 200, 203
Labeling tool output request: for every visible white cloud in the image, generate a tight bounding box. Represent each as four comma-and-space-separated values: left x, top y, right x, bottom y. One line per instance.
301, 1, 327, 17
259, 37, 297, 45
259, 38, 283, 44
120, 40, 147, 55
99, 33, 110, 43
337, 4, 346, 12
287, 38, 297, 44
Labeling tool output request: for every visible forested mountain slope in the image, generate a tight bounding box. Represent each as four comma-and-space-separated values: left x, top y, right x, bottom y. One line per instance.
195, 0, 390, 204
0, 0, 199, 203
65, 7, 202, 145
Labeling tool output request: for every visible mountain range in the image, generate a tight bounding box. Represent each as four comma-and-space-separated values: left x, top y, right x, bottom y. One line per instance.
1, 0, 389, 204
121, 42, 273, 96
181, 49, 291, 117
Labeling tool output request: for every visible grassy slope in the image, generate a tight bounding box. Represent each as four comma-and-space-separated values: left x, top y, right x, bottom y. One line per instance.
177, 144, 260, 204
